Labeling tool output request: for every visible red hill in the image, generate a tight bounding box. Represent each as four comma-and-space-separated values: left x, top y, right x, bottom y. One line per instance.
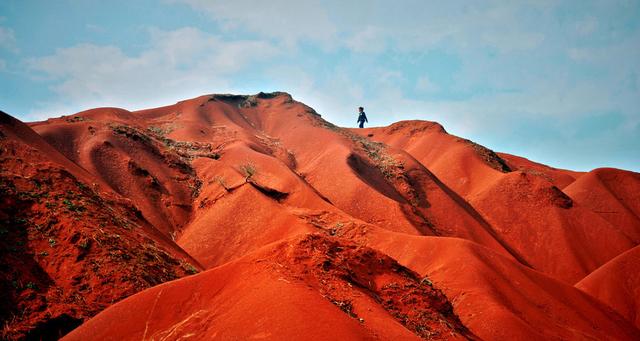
1, 92, 638, 340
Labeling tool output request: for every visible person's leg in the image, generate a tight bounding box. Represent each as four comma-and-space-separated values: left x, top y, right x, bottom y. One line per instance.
359, 121, 364, 128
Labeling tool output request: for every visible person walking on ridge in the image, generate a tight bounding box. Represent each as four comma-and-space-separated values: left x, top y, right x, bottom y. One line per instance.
357, 106, 368, 128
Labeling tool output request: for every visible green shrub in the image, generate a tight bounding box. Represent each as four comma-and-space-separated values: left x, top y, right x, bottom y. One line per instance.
239, 163, 257, 179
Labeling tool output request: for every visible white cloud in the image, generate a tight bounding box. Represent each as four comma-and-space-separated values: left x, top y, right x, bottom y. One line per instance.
480, 31, 545, 52
574, 16, 599, 35
567, 29, 640, 70
175, 0, 337, 48
567, 47, 592, 61
175, 1, 552, 54
0, 26, 18, 52
25, 27, 279, 116
8, 1, 639, 171
345, 26, 386, 53
415, 75, 439, 93
85, 24, 105, 33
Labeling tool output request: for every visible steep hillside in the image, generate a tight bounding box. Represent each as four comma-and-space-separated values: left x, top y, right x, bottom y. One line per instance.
64, 234, 475, 341
576, 246, 640, 329
564, 168, 640, 243
362, 228, 639, 340
0, 112, 201, 340
32, 93, 521, 266
355, 121, 637, 283
1, 92, 638, 340
497, 152, 582, 188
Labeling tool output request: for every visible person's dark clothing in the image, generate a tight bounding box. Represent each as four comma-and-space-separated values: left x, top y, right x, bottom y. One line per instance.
357, 111, 368, 128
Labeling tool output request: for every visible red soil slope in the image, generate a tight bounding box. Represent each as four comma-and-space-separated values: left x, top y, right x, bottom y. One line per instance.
466, 170, 634, 283
576, 246, 640, 329
565, 168, 640, 243
497, 152, 583, 188
32, 93, 522, 268
31, 108, 203, 237
274, 216, 640, 340
355, 121, 637, 283
362, 229, 639, 341
64, 234, 474, 341
65, 225, 640, 341
2, 92, 639, 340
0, 112, 201, 340
355, 121, 511, 197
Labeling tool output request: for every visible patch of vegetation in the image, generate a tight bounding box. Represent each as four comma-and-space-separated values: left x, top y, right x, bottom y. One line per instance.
62, 198, 85, 213
330, 299, 361, 320
320, 120, 341, 131
314, 116, 404, 180
239, 162, 257, 179
342, 132, 404, 179
355, 136, 404, 179
213, 176, 229, 191
190, 178, 203, 198
110, 124, 152, 143
208, 92, 290, 108
78, 240, 91, 250
76, 182, 90, 192
255, 91, 290, 100
420, 277, 433, 287
146, 125, 170, 137
65, 116, 89, 123
240, 96, 258, 108
457, 137, 511, 173
180, 261, 198, 275
166, 140, 220, 161
110, 216, 131, 230
209, 94, 249, 102
18, 190, 47, 201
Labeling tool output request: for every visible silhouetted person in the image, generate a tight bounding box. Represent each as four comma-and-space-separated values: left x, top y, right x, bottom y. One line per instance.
357, 107, 368, 128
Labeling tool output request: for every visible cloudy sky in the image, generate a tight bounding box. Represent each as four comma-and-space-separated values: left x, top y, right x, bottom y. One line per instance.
1, 0, 638, 171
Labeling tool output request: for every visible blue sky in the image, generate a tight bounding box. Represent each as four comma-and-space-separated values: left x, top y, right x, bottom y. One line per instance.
1, 0, 638, 171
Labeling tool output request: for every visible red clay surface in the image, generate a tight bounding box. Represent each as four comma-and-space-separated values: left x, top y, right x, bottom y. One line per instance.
0, 112, 201, 340
354, 122, 636, 283
576, 245, 640, 329
1, 92, 638, 340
